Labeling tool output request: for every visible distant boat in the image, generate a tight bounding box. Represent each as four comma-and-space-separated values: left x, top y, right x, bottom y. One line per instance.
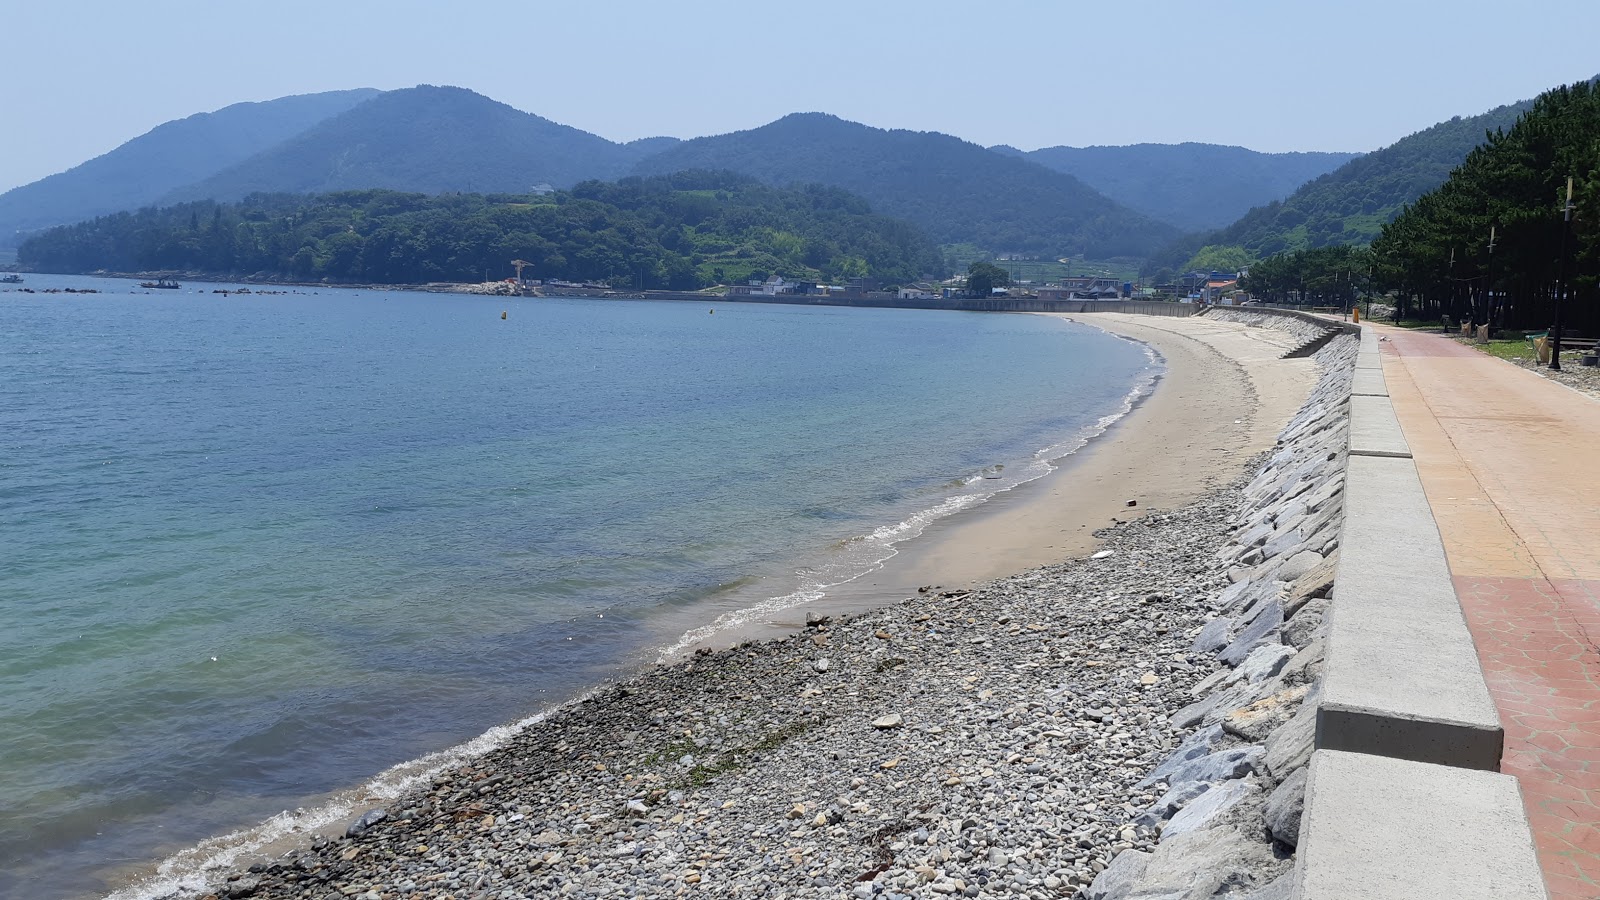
139, 279, 180, 289
0, 273, 21, 284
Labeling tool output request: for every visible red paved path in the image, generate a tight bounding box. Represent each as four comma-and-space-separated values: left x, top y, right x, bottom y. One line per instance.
1375, 324, 1600, 900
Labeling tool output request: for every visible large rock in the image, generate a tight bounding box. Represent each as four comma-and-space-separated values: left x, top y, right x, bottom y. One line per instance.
1219, 601, 1283, 666
1283, 555, 1336, 616
1164, 746, 1265, 788
1136, 780, 1211, 829
1234, 644, 1296, 683
1282, 598, 1329, 649
1107, 825, 1282, 899
1139, 724, 1226, 788
1163, 779, 1258, 836
1224, 684, 1311, 742
1083, 848, 1152, 900
1190, 617, 1233, 654
1275, 549, 1324, 582
1265, 766, 1308, 847
1280, 636, 1326, 683
1264, 694, 1319, 777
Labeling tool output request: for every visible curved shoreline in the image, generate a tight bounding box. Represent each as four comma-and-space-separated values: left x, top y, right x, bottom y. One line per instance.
102, 312, 1320, 900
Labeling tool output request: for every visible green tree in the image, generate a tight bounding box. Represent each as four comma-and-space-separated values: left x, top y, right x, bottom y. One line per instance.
966, 261, 1010, 297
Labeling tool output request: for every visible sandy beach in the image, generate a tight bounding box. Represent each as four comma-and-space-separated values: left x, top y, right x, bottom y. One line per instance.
766, 312, 1318, 625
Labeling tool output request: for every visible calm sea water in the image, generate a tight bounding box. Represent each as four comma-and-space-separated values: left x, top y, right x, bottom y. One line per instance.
0, 275, 1153, 898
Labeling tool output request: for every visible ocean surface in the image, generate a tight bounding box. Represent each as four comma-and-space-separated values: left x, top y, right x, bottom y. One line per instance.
0, 274, 1155, 898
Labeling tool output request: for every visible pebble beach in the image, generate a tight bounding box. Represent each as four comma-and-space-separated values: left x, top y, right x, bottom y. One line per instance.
132, 311, 1356, 900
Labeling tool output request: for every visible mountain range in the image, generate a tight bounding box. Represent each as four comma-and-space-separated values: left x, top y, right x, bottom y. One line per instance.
0, 89, 381, 245
1152, 96, 1544, 269
158, 86, 678, 205
995, 143, 1360, 233
0, 82, 1555, 267
626, 113, 1180, 257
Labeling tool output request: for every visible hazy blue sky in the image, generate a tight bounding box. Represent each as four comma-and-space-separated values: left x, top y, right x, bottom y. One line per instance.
5, 0, 1600, 192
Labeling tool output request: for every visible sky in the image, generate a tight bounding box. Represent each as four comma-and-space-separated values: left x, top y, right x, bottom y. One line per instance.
5, 0, 1600, 193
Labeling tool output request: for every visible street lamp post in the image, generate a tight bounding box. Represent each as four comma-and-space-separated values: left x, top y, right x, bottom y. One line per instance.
1552, 176, 1574, 371
1484, 224, 1497, 332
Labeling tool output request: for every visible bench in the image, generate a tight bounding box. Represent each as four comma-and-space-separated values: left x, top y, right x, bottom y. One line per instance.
1526, 331, 1597, 352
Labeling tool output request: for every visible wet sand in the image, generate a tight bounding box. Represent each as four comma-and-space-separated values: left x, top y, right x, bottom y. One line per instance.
775, 311, 1318, 621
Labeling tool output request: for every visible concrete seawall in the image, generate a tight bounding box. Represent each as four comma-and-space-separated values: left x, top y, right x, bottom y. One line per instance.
1085, 316, 1547, 900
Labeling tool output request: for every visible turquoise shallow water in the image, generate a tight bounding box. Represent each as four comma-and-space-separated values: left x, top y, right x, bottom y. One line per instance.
0, 275, 1152, 898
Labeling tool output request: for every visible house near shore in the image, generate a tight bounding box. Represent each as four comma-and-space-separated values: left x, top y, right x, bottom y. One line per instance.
727, 275, 799, 296
897, 282, 939, 301
1036, 276, 1124, 300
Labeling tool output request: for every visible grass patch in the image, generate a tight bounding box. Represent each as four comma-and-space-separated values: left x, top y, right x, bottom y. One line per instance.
677, 718, 825, 788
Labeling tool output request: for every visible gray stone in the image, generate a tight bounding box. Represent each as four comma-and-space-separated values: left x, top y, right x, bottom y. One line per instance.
1261, 529, 1305, 562
1264, 694, 1318, 777
1189, 617, 1232, 654
1234, 644, 1296, 683
1275, 550, 1323, 582
1224, 684, 1311, 742
1219, 601, 1283, 666
346, 808, 387, 838
1265, 766, 1308, 847
1138, 723, 1225, 788
1188, 666, 1232, 698
1278, 637, 1326, 685
1236, 521, 1273, 549
1212, 580, 1250, 611
1271, 500, 1308, 528
1114, 826, 1279, 899
1135, 779, 1211, 828
1163, 778, 1258, 836
1282, 598, 1329, 649
1165, 745, 1264, 787
1171, 679, 1258, 730
1083, 848, 1152, 900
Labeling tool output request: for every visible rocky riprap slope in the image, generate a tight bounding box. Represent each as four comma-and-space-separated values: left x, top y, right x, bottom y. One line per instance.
1084, 332, 1357, 900
1201, 308, 1330, 344
178, 322, 1356, 900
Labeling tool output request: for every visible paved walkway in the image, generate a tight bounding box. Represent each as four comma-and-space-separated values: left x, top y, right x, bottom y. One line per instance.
1374, 323, 1600, 900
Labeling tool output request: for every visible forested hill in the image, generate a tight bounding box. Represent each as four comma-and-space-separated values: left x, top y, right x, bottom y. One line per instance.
629, 113, 1180, 258
1151, 96, 1539, 268
0, 89, 380, 248
19, 172, 942, 288
993, 143, 1358, 232
1371, 80, 1600, 333
160, 86, 676, 206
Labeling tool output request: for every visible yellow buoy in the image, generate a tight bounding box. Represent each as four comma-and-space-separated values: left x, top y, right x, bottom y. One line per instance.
501, 310, 507, 320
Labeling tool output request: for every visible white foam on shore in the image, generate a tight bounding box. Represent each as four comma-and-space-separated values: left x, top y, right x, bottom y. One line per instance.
657, 332, 1162, 659
103, 697, 588, 900
106, 322, 1164, 900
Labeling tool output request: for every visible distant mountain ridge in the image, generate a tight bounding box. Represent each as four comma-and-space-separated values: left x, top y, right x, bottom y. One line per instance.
1152, 92, 1557, 268
0, 88, 381, 247
161, 86, 675, 204
993, 143, 1359, 232
629, 113, 1180, 258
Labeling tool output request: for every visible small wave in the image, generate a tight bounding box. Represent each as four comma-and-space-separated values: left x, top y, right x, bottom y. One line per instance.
658, 351, 1162, 660
103, 695, 587, 900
